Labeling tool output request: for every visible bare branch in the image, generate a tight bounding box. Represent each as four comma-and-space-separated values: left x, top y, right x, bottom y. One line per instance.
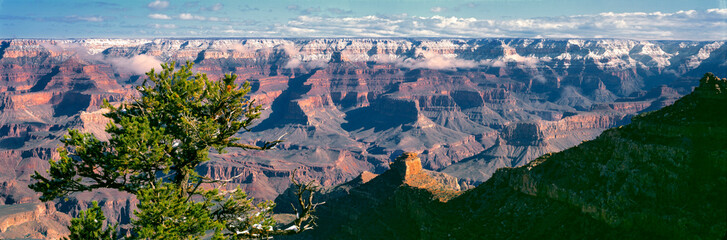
286, 168, 322, 233
229, 139, 283, 151
204, 171, 247, 184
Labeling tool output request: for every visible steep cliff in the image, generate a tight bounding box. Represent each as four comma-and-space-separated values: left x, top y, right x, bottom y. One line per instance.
291, 73, 726, 239
280, 153, 463, 239
0, 202, 70, 240
1, 38, 725, 238
446, 73, 727, 239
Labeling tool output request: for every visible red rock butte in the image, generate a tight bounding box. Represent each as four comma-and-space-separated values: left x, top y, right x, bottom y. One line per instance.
389, 152, 462, 202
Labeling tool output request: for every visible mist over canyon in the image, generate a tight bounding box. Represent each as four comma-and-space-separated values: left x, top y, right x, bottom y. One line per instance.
0, 38, 725, 239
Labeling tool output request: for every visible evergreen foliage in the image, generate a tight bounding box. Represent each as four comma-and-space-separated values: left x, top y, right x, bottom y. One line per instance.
65, 201, 118, 240
29, 62, 311, 239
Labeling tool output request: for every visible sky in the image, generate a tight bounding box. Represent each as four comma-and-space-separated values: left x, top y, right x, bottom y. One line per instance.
0, 0, 725, 40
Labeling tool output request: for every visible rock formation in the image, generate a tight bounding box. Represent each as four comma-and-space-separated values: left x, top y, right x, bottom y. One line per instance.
0, 202, 70, 240
278, 152, 464, 239
289, 73, 726, 239
0, 38, 725, 238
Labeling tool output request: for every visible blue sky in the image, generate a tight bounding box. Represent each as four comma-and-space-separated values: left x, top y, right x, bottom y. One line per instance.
0, 0, 725, 40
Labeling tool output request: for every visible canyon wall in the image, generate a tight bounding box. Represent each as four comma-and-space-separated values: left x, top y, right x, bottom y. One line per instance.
0, 38, 725, 238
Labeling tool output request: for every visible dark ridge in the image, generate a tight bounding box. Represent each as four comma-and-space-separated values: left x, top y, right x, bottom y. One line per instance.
127, 75, 141, 84
193, 50, 205, 64
71, 78, 95, 92
269, 62, 278, 76
0, 135, 28, 149
329, 51, 343, 63
0, 41, 10, 60
252, 70, 317, 131
342, 97, 418, 132
52, 93, 91, 117
0, 125, 10, 137
287, 73, 727, 239
366, 45, 378, 57
29, 66, 60, 92
685, 44, 727, 78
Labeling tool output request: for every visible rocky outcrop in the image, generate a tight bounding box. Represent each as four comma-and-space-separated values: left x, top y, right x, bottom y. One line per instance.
0, 202, 71, 240
288, 73, 727, 239
280, 152, 463, 239
388, 153, 462, 200
55, 190, 138, 230
441, 111, 634, 184
468, 73, 727, 238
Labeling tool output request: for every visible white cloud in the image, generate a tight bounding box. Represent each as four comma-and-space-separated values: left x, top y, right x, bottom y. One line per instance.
65, 15, 103, 22
707, 8, 727, 15
211, 3, 223, 11
79, 16, 103, 22
39, 42, 101, 61
401, 54, 478, 70
284, 58, 302, 68
274, 43, 330, 69
147, 0, 169, 10
179, 13, 206, 20
219, 43, 248, 52
38, 43, 162, 75
223, 29, 244, 34
327, 8, 352, 15
107, 55, 163, 75
271, 9, 727, 40
148, 13, 171, 20
200, 3, 224, 11
430, 7, 445, 13
153, 24, 176, 29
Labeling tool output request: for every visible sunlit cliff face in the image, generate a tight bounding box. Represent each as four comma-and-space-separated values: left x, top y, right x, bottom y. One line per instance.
0, 38, 725, 239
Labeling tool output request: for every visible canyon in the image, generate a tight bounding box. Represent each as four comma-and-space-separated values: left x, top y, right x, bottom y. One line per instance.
0, 38, 725, 238
281, 73, 727, 239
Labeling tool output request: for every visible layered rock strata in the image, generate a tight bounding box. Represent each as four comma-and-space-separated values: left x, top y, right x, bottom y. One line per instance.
0, 38, 725, 238
287, 73, 727, 239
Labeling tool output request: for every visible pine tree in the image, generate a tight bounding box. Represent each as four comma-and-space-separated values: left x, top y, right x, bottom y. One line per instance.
65, 201, 117, 240
30, 62, 314, 239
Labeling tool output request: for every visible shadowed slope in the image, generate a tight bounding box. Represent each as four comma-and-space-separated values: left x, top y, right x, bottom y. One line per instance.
449, 73, 727, 238
285, 73, 727, 239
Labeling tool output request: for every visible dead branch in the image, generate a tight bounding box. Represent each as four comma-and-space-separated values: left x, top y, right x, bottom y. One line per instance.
288, 168, 323, 233
231, 168, 324, 238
